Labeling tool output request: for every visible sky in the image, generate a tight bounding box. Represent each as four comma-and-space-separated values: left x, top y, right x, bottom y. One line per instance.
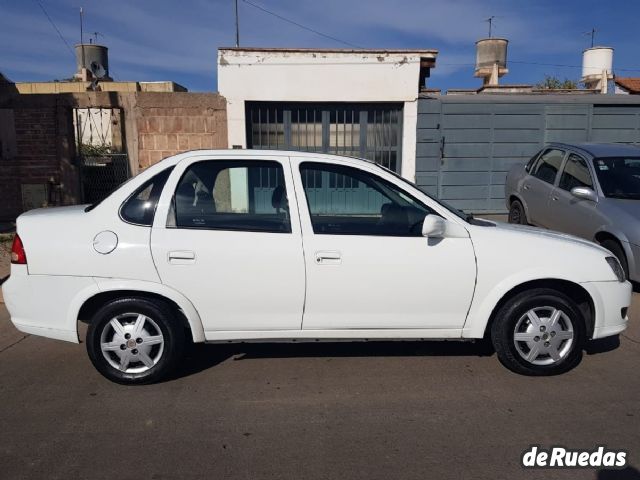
1, 0, 640, 92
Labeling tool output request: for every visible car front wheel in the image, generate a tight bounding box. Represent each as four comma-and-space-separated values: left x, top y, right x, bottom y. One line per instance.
508, 199, 528, 225
491, 288, 585, 375
86, 297, 184, 385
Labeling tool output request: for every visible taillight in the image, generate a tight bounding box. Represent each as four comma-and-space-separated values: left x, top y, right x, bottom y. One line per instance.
11, 234, 27, 264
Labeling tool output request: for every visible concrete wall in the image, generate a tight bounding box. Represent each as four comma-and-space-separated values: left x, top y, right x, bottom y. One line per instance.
416, 94, 640, 213
218, 48, 437, 180
136, 93, 227, 169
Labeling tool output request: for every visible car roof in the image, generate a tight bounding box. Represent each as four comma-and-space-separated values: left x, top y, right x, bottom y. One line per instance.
160, 149, 381, 168
548, 142, 640, 158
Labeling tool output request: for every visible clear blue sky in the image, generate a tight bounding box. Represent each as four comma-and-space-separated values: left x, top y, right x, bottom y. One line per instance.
2, 0, 640, 92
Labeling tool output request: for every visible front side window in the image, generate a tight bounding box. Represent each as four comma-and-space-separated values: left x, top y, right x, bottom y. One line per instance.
592, 157, 640, 199
559, 154, 593, 191
299, 162, 433, 236
120, 167, 173, 226
171, 160, 291, 233
531, 149, 565, 185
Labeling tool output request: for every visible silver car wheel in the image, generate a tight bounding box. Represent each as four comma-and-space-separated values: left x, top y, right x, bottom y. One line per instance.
513, 306, 574, 366
100, 313, 165, 374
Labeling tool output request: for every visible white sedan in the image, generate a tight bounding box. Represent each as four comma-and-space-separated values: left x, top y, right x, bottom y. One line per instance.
2, 150, 632, 384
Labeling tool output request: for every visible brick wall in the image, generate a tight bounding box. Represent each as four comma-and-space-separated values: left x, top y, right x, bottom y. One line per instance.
135, 93, 227, 170
0, 99, 72, 220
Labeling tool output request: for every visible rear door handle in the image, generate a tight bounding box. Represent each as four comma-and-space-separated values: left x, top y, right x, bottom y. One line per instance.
523, 184, 530, 191
315, 251, 342, 265
168, 250, 196, 264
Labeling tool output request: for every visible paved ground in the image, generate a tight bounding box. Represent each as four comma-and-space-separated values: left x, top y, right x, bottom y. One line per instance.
0, 289, 639, 479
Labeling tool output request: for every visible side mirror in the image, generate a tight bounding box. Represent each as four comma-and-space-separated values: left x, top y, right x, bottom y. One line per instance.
422, 216, 447, 237
570, 186, 598, 203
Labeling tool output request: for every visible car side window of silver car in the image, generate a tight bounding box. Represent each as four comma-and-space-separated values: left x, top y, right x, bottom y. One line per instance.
530, 149, 565, 185
559, 154, 593, 191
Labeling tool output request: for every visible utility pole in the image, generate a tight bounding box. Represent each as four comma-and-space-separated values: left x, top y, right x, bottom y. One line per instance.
235, 0, 240, 47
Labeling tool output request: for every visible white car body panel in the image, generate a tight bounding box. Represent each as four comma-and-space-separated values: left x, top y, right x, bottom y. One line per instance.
1, 150, 631, 349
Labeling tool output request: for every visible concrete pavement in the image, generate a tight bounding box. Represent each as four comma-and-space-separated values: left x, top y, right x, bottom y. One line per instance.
0, 295, 638, 480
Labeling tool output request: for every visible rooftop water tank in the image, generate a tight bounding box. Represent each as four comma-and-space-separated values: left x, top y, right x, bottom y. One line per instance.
582, 46, 613, 81
75, 44, 110, 79
474, 38, 508, 84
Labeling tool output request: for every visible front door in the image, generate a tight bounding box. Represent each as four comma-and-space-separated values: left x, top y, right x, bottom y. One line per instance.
547, 152, 599, 238
151, 157, 305, 332
292, 158, 476, 331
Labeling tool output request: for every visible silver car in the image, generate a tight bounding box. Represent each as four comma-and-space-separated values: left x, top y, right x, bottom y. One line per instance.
505, 142, 640, 282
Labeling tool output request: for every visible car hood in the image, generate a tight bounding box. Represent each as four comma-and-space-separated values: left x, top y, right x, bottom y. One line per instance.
606, 198, 640, 220
480, 220, 611, 254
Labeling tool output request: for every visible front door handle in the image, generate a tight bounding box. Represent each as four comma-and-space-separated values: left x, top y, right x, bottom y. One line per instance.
315, 251, 342, 265
168, 250, 196, 264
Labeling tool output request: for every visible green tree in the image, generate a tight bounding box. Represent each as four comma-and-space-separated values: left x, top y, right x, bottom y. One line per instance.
535, 75, 578, 90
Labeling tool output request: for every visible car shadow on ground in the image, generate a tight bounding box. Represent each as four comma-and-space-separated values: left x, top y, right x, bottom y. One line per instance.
171, 339, 495, 380
170, 335, 621, 381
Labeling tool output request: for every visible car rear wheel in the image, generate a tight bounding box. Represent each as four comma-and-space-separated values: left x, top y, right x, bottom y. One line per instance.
599, 239, 630, 281
491, 288, 585, 376
86, 297, 184, 385
508, 199, 528, 225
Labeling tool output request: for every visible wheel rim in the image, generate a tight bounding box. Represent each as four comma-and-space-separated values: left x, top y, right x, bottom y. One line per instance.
509, 204, 522, 224
513, 306, 574, 366
100, 313, 164, 374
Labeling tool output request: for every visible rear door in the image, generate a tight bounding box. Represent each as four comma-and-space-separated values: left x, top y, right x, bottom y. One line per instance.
521, 148, 566, 227
151, 155, 305, 333
547, 152, 598, 238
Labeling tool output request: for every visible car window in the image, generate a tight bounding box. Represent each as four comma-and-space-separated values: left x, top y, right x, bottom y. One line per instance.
559, 154, 593, 191
299, 162, 434, 236
170, 160, 291, 233
531, 149, 565, 185
525, 151, 541, 173
120, 167, 174, 226
592, 157, 640, 199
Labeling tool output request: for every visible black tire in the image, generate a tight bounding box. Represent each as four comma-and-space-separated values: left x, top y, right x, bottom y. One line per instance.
600, 238, 630, 281
508, 199, 528, 225
491, 288, 586, 376
86, 297, 184, 385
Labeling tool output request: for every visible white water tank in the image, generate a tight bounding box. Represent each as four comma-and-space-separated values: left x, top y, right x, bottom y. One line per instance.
474, 38, 508, 85
582, 47, 613, 82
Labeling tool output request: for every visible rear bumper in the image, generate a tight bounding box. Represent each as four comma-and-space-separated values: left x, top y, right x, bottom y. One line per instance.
580, 280, 632, 339
1, 265, 98, 343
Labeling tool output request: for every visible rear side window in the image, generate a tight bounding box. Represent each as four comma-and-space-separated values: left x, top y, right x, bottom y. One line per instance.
171, 160, 291, 233
531, 149, 565, 184
120, 167, 174, 226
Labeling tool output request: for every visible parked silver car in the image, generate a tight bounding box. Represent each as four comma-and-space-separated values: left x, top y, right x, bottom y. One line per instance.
505, 142, 640, 282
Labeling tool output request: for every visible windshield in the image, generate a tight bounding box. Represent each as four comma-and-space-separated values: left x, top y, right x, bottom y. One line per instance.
593, 157, 640, 199
373, 163, 471, 222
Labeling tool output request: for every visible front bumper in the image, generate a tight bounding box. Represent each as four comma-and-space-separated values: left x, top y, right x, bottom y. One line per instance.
626, 242, 640, 283
581, 280, 632, 339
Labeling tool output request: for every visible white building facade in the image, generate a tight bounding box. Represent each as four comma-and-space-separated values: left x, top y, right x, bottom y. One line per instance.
217, 47, 437, 181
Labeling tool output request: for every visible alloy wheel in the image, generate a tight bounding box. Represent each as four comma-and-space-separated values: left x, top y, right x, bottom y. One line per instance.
100, 313, 165, 374
513, 306, 574, 366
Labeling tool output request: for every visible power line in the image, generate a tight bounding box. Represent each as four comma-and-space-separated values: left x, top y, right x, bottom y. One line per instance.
241, 0, 363, 49
34, 0, 75, 57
